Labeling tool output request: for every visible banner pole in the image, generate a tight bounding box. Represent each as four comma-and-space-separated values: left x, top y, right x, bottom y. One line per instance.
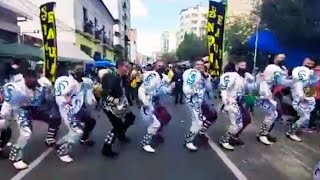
222, 0, 228, 74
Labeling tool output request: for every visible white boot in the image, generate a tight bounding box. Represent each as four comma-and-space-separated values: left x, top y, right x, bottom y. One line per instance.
286, 132, 302, 142
59, 155, 74, 163
259, 136, 272, 145
185, 143, 198, 151
220, 142, 234, 150
13, 160, 28, 170
143, 145, 155, 153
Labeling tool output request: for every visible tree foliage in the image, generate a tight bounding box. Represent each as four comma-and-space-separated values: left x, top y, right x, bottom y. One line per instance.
176, 33, 207, 61
161, 52, 177, 63
224, 15, 257, 52
260, 0, 320, 50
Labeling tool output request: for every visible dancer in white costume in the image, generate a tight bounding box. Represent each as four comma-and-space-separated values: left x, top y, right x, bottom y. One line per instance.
182, 60, 207, 151
182, 69, 205, 150
139, 60, 173, 153
54, 74, 83, 163
286, 66, 317, 142
255, 64, 290, 145
1, 70, 39, 170
219, 60, 255, 150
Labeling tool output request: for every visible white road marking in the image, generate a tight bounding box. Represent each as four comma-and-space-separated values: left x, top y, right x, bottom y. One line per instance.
11, 147, 54, 180
206, 135, 248, 180
10, 136, 65, 180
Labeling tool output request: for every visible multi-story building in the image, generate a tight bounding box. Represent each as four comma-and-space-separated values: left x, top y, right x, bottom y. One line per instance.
177, 4, 207, 45
160, 30, 177, 53
0, 1, 31, 43
0, 1, 32, 83
228, 0, 254, 17
160, 31, 169, 53
129, 28, 137, 63
104, 0, 131, 60
18, 0, 116, 61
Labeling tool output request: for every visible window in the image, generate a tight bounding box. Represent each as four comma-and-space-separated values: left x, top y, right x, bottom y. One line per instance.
191, 27, 197, 31
83, 7, 88, 21
185, 15, 190, 18
201, 20, 207, 24
202, 14, 207, 18
80, 44, 92, 57
192, 13, 198, 17
191, 20, 198, 24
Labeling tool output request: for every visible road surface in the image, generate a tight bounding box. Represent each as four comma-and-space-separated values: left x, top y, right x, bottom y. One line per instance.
0, 98, 319, 180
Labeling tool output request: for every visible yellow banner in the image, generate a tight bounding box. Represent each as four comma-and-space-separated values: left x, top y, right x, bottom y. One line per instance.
40, 2, 58, 82
207, 1, 226, 77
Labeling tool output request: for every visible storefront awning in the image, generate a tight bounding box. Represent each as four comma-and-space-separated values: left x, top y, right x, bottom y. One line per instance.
0, 42, 43, 60
0, 42, 94, 63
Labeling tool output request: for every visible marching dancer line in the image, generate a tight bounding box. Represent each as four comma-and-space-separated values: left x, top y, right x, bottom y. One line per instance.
0, 55, 319, 179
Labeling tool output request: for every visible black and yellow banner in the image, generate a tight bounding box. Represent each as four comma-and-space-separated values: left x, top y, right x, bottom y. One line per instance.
207, 1, 226, 77
40, 2, 58, 82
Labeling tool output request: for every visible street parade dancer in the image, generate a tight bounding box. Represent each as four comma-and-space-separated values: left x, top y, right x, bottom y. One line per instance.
197, 59, 218, 145
73, 69, 97, 146
1, 70, 39, 169
28, 69, 61, 147
139, 60, 173, 153
219, 59, 255, 150
286, 66, 317, 142
255, 64, 290, 145
54, 67, 97, 162
100, 60, 135, 158
182, 60, 208, 151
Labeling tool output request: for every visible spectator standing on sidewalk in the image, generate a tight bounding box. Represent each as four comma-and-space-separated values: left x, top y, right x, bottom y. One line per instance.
172, 66, 184, 104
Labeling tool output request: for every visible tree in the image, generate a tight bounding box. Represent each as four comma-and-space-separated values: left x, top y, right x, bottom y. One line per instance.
176, 33, 207, 61
160, 52, 177, 63
260, 0, 320, 50
224, 14, 257, 52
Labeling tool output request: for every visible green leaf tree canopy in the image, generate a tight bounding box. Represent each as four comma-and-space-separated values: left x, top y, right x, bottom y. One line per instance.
160, 52, 178, 63
260, 0, 320, 50
176, 33, 208, 61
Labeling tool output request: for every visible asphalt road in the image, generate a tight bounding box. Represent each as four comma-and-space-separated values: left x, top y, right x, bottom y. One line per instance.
0, 98, 319, 180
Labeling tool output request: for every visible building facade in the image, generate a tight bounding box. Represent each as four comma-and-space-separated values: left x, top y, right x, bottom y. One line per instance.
129, 28, 137, 63
228, 0, 254, 17
18, 0, 116, 61
104, 0, 131, 60
177, 4, 207, 45
160, 30, 177, 53
0, 1, 31, 43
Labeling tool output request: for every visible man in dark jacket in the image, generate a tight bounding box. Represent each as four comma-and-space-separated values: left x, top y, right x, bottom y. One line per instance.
100, 60, 136, 158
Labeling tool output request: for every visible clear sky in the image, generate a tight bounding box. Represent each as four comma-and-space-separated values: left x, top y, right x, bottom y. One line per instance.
130, 0, 209, 56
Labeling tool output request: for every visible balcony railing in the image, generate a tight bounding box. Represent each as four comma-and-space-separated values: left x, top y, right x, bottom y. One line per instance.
83, 20, 94, 35
103, 36, 111, 45
95, 30, 103, 41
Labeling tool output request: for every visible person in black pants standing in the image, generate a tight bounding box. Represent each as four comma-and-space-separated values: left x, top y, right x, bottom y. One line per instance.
100, 60, 136, 158
172, 66, 184, 104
